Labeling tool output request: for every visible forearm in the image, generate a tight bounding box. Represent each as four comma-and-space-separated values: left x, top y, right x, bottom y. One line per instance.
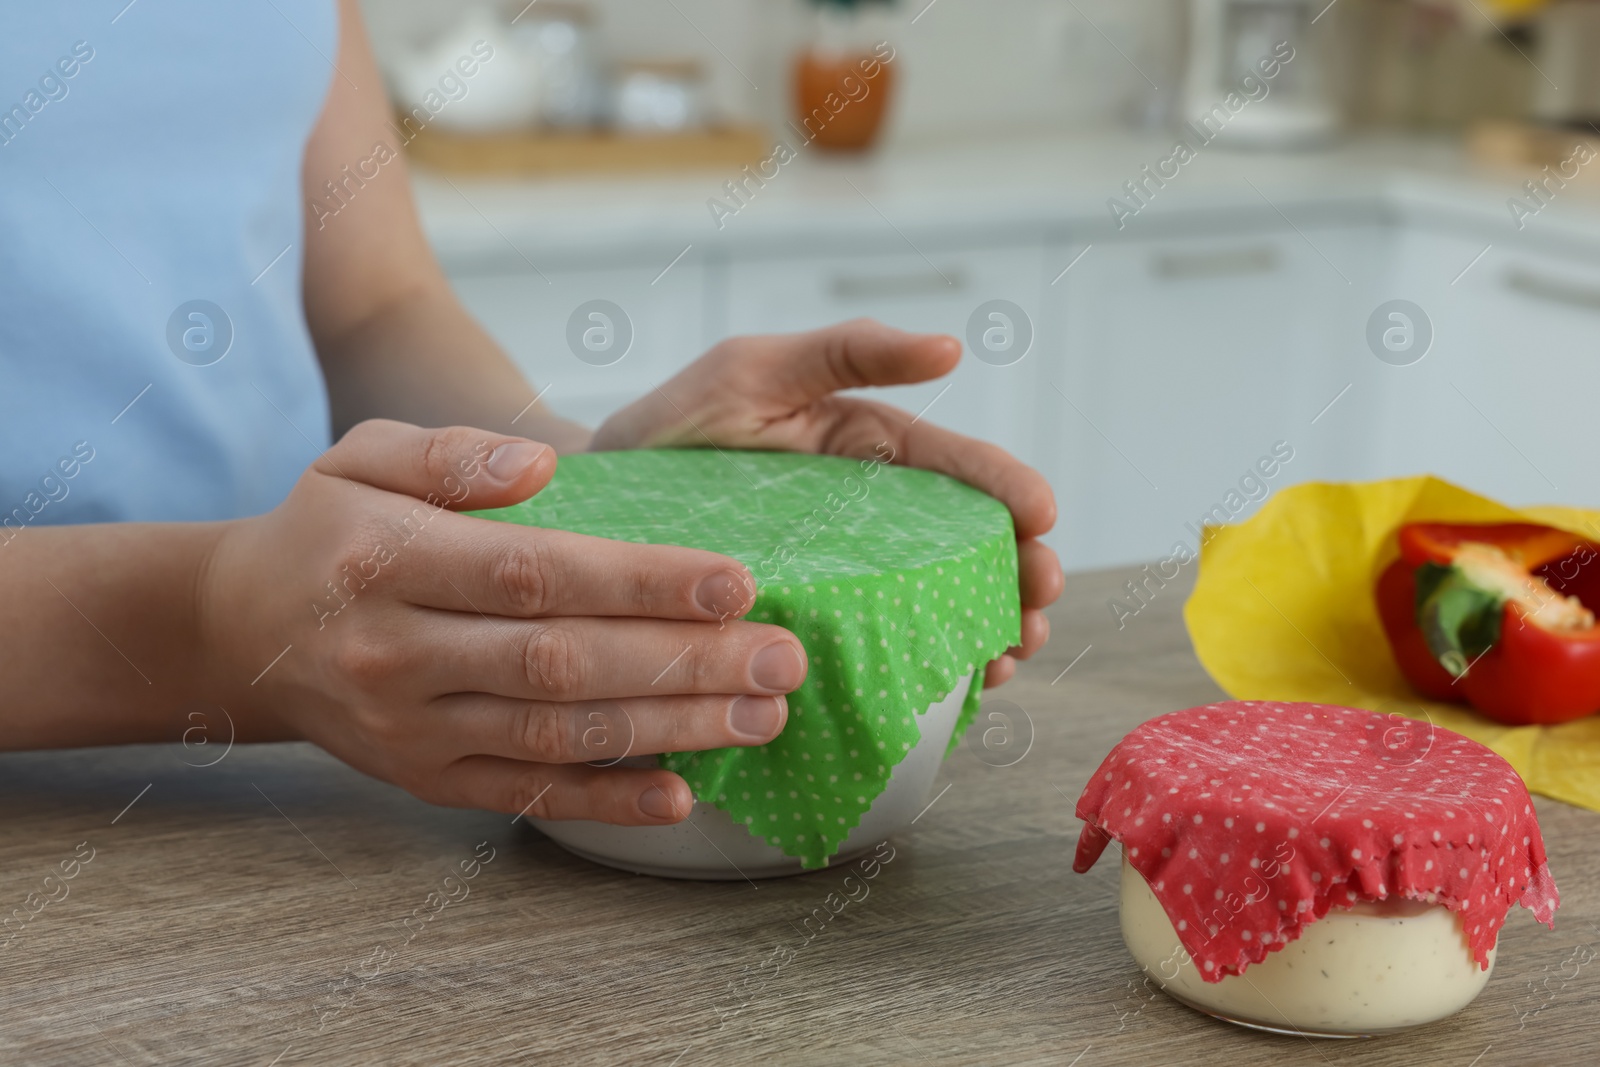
0, 522, 253, 749
297, 0, 590, 454
314, 282, 593, 452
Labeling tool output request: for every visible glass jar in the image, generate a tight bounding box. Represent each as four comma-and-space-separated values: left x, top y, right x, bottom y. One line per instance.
611, 60, 706, 134
506, 0, 602, 128
792, 2, 896, 152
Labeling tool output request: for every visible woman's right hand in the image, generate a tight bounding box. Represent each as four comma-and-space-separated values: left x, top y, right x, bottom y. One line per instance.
198, 419, 807, 825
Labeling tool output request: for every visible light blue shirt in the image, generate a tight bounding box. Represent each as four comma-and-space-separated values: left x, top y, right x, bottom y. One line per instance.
1, 0, 335, 529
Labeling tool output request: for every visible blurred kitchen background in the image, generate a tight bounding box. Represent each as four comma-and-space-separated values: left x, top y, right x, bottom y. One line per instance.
359, 0, 1600, 571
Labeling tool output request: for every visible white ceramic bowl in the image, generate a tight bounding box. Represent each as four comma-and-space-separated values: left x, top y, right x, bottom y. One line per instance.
529, 673, 976, 880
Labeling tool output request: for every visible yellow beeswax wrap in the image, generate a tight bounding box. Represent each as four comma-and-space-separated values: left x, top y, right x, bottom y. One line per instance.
1185, 475, 1600, 813
1485, 0, 1549, 19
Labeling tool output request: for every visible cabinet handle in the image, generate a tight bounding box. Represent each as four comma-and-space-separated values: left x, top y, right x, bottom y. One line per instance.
828, 269, 966, 300
1151, 245, 1280, 280
1503, 267, 1600, 313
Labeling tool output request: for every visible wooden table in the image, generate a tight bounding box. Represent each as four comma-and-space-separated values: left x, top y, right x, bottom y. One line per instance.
3, 567, 1596, 1066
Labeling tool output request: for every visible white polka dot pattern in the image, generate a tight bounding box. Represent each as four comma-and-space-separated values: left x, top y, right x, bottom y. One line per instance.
1072, 701, 1559, 982
473, 450, 1022, 868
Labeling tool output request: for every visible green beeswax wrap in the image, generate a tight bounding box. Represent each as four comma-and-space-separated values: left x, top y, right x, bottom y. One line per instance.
471, 449, 1021, 867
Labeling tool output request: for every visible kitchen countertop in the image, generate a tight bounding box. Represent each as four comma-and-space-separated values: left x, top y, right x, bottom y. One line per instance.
3, 565, 1596, 1066
411, 131, 1600, 270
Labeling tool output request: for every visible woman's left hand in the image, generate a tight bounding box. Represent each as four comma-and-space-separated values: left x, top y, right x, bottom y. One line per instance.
591, 318, 1063, 687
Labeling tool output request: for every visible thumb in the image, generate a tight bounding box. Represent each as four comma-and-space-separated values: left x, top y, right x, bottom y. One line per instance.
315, 419, 556, 511
766, 319, 961, 402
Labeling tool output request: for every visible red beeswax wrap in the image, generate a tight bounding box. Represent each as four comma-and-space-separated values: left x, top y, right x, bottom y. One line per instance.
1073, 701, 1559, 981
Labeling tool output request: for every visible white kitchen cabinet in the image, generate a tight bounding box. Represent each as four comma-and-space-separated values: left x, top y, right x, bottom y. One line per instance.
447, 259, 710, 431
431, 165, 1600, 577
717, 242, 1054, 487
1376, 227, 1600, 510
1050, 224, 1387, 570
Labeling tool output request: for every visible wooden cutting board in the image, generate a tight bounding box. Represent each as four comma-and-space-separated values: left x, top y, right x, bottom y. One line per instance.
400, 123, 771, 177
1468, 118, 1600, 168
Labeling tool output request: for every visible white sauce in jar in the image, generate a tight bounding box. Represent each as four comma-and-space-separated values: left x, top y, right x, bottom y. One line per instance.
1119, 858, 1496, 1036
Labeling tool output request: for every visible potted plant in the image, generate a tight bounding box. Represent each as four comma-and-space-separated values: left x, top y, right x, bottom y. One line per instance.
793, 0, 899, 151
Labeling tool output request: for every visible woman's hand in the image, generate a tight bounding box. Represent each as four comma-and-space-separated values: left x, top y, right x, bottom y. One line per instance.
592, 319, 1063, 687
198, 420, 808, 825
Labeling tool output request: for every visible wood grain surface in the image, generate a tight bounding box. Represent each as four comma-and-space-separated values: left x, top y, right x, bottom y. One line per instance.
401, 124, 769, 177
2, 566, 1596, 1067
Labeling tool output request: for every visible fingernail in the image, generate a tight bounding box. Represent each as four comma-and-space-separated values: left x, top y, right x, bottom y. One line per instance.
638, 786, 681, 820
696, 570, 753, 617
487, 442, 543, 483
751, 642, 805, 691
729, 695, 784, 741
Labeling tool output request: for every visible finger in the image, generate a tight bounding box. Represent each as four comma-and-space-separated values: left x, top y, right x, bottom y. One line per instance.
1018, 538, 1065, 610
432, 692, 788, 763
421, 614, 808, 702
795, 398, 1057, 542
761, 319, 962, 402
898, 418, 1057, 541
431, 756, 695, 825
1004, 608, 1050, 661
983, 655, 1017, 689
394, 515, 757, 622
316, 418, 556, 511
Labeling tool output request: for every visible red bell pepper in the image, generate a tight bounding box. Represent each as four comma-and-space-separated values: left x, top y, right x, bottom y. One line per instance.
1376, 521, 1600, 725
